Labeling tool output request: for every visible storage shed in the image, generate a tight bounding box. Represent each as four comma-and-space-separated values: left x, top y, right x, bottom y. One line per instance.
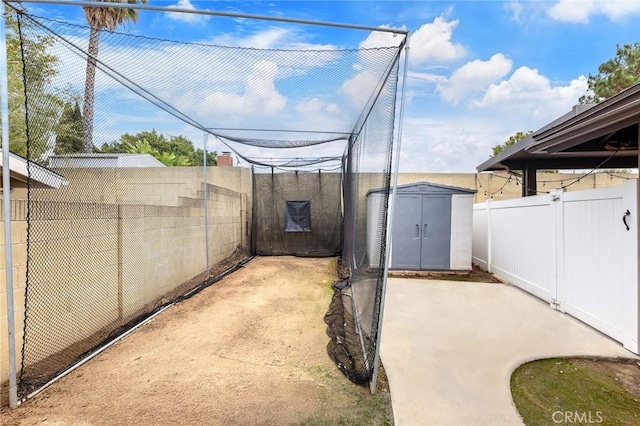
367, 182, 476, 271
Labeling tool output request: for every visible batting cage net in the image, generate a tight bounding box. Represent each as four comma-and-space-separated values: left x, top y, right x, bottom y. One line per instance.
7, 5, 406, 398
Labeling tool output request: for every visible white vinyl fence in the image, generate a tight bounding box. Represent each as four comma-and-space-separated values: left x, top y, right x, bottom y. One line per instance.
473, 180, 639, 355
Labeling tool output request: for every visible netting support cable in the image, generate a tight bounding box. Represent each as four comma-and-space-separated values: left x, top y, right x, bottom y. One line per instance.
0, 9, 18, 409
8, 0, 409, 35
0, 9, 19, 409
203, 133, 210, 279
370, 33, 411, 395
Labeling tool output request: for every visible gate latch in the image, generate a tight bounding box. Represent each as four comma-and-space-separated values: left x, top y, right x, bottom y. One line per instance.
623, 209, 631, 231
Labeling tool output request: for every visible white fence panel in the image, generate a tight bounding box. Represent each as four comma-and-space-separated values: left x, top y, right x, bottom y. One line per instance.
561, 183, 638, 350
472, 180, 638, 354
474, 195, 556, 302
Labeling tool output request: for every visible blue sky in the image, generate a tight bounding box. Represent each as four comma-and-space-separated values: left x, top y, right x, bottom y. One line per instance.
26, 0, 640, 172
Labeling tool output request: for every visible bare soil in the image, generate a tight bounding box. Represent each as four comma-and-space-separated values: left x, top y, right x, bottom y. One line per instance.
389, 264, 502, 283
1, 257, 393, 426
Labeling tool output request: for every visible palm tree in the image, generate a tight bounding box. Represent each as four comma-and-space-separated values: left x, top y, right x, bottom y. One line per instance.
82, 0, 147, 153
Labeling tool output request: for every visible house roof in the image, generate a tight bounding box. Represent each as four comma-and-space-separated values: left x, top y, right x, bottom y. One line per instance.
49, 153, 166, 168
477, 83, 640, 172
367, 181, 476, 196
0, 150, 66, 189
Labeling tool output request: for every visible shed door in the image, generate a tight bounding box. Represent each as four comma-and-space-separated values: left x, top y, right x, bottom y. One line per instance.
391, 194, 422, 269
421, 195, 451, 269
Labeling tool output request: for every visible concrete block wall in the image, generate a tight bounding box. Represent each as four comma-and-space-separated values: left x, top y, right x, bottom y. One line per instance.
24, 203, 120, 368
0, 167, 251, 405
397, 172, 638, 204
0, 199, 27, 407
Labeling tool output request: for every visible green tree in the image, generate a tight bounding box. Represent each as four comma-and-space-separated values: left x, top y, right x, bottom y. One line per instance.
579, 42, 640, 104
157, 151, 191, 167
102, 130, 216, 166
195, 148, 217, 166
5, 12, 63, 160
82, 0, 147, 153
491, 131, 533, 157
54, 102, 83, 154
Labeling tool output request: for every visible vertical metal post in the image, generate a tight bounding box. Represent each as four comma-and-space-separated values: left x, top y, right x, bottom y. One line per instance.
1, 9, 19, 408
370, 34, 410, 394
486, 199, 492, 273
636, 123, 640, 355
203, 133, 210, 278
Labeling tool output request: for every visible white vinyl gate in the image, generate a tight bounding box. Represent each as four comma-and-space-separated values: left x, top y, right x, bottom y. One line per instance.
473, 180, 639, 354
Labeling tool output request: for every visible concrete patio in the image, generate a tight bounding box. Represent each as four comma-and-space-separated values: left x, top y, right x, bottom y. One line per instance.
379, 278, 638, 426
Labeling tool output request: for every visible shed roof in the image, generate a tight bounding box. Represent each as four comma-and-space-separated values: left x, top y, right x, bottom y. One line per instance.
49, 153, 166, 168
477, 83, 640, 172
367, 181, 476, 196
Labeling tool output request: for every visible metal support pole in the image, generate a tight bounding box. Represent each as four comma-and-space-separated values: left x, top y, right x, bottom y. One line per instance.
0, 9, 19, 408
487, 199, 492, 273
523, 161, 537, 197
636, 122, 640, 355
203, 133, 210, 279
370, 33, 411, 394
8, 0, 408, 35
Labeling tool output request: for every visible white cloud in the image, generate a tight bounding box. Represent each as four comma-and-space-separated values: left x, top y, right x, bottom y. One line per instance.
295, 98, 340, 116
166, 0, 210, 24
49, 27, 365, 147
436, 53, 513, 104
473, 67, 589, 123
599, 0, 640, 19
341, 70, 379, 106
398, 116, 505, 172
505, 1, 524, 22
407, 71, 447, 84
411, 17, 466, 65
547, 0, 640, 23
359, 26, 405, 49
212, 28, 291, 49
199, 60, 286, 117
399, 63, 591, 172
341, 26, 408, 107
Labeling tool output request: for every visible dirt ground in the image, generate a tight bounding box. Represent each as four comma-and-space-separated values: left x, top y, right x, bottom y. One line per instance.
389, 264, 502, 282
1, 257, 393, 426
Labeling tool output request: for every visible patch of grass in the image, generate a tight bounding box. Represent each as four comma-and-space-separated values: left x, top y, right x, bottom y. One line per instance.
297, 363, 393, 426
511, 358, 640, 426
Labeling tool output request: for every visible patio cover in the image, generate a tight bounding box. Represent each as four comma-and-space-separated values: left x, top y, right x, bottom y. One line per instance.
477, 84, 640, 195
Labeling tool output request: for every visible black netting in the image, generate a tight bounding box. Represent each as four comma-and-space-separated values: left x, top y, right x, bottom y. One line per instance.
252, 169, 342, 257
10, 5, 405, 398
339, 52, 401, 382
